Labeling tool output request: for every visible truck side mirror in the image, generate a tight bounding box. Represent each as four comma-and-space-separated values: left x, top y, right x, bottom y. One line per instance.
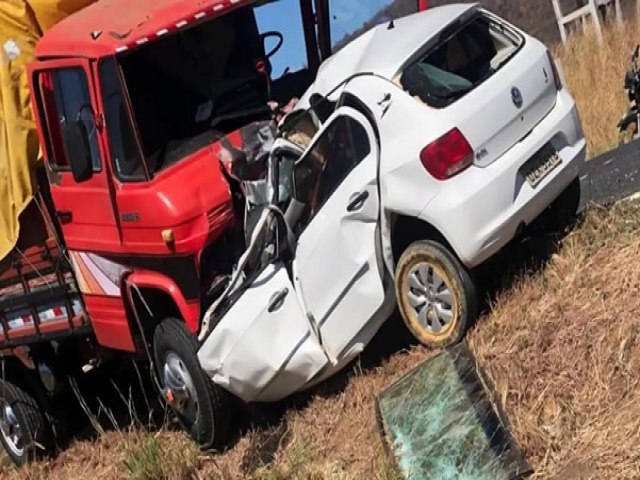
63, 120, 93, 183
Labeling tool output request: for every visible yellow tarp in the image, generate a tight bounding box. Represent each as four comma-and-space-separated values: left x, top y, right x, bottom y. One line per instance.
0, 0, 94, 260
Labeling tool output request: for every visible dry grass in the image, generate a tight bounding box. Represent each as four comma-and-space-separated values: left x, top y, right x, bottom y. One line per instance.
556, 19, 640, 157
2, 346, 429, 480
0, 430, 202, 480
470, 200, 640, 479
6, 200, 640, 479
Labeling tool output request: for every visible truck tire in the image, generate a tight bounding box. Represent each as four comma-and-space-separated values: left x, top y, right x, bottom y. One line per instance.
0, 380, 52, 466
395, 241, 478, 348
153, 318, 234, 451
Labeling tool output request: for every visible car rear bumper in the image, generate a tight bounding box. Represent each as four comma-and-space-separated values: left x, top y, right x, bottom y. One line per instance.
421, 89, 586, 268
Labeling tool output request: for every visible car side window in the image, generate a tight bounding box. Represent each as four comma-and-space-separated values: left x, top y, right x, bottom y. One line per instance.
50, 68, 102, 171
294, 115, 371, 232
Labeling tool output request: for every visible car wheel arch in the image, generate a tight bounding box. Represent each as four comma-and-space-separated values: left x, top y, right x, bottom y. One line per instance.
389, 213, 461, 268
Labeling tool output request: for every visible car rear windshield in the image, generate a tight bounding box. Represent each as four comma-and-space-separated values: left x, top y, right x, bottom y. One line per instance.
400, 13, 523, 108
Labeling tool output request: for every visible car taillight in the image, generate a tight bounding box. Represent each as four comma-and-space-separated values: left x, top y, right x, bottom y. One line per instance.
420, 128, 474, 180
547, 50, 563, 90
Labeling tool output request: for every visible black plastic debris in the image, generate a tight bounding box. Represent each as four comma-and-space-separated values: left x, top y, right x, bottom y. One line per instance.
376, 343, 532, 480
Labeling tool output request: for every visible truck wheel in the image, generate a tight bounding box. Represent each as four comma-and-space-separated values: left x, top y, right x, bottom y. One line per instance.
395, 241, 478, 348
0, 380, 52, 466
153, 318, 234, 451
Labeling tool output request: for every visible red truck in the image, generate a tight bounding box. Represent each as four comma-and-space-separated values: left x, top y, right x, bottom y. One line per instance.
0, 0, 427, 466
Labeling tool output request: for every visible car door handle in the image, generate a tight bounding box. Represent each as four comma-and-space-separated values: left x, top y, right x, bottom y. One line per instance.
267, 288, 289, 313
347, 191, 370, 212
56, 210, 73, 224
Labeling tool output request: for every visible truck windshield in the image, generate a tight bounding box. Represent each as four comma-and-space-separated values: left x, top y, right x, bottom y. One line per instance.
115, 7, 272, 178
255, 0, 307, 77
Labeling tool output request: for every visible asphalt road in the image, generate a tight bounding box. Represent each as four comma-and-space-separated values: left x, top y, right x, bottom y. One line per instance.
579, 138, 640, 210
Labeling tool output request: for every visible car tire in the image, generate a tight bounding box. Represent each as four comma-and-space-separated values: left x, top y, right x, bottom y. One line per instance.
395, 241, 478, 348
552, 177, 581, 230
0, 380, 53, 466
153, 318, 234, 451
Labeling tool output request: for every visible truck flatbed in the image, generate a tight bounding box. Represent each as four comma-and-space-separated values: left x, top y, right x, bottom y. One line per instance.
0, 198, 89, 351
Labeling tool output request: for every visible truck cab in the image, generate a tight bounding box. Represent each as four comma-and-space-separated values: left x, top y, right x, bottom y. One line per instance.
28, 0, 325, 354
0, 0, 427, 464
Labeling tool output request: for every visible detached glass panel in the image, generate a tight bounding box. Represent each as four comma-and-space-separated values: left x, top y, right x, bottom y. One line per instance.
376, 343, 531, 480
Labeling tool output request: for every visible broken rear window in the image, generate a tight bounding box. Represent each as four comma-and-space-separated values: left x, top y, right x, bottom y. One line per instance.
400, 13, 523, 108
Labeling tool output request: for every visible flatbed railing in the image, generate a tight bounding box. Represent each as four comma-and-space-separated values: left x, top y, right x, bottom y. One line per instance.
0, 195, 90, 350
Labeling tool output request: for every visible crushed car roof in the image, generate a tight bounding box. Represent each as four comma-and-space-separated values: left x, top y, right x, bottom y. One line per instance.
35, 0, 256, 58
308, 4, 478, 94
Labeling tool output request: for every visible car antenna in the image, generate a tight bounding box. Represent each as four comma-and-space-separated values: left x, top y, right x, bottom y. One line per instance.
388, 19, 395, 30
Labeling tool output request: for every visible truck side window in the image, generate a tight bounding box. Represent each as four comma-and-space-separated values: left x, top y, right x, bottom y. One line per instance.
99, 58, 146, 181
50, 68, 102, 171
38, 72, 69, 168
294, 116, 371, 232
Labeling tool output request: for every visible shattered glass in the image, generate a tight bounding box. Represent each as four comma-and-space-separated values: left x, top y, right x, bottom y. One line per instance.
376, 343, 531, 480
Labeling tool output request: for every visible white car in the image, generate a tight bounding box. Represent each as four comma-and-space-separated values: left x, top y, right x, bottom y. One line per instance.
198, 4, 585, 410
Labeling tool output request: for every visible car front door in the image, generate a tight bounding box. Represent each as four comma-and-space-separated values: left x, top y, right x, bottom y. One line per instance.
198, 258, 329, 403
291, 106, 386, 361
198, 107, 386, 401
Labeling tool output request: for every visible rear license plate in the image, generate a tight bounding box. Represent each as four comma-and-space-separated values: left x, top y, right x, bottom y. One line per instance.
524, 145, 562, 188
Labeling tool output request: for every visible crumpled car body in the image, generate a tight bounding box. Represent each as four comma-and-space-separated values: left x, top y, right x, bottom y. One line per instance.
198, 4, 586, 403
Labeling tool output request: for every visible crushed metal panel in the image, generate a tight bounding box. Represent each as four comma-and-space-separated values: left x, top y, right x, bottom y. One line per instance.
197, 262, 328, 403
376, 343, 532, 480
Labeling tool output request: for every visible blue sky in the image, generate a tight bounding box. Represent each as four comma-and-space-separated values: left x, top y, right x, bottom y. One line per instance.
255, 0, 394, 75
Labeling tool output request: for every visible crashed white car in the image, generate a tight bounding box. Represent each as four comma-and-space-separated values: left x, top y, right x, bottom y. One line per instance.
198, 3, 585, 417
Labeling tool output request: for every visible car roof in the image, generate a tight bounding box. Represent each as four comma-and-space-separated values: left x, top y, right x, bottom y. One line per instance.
36, 0, 256, 59
307, 4, 479, 96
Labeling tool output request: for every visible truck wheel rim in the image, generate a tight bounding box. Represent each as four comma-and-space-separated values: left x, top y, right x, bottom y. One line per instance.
0, 401, 23, 457
405, 262, 455, 335
163, 352, 199, 426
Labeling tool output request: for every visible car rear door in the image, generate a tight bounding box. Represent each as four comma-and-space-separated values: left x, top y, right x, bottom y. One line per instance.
402, 11, 559, 168
291, 106, 386, 361
453, 20, 559, 168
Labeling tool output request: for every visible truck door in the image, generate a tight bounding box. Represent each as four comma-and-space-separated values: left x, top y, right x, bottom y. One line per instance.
31, 59, 120, 252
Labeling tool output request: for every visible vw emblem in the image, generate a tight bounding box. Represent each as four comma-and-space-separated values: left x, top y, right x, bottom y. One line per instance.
511, 87, 523, 109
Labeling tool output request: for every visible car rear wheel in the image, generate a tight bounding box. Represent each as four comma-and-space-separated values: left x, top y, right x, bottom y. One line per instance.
0, 380, 53, 466
395, 241, 478, 348
153, 318, 234, 451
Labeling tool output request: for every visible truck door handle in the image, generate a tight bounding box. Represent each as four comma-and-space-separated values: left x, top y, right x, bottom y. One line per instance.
267, 288, 289, 313
56, 211, 73, 224
347, 191, 369, 212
